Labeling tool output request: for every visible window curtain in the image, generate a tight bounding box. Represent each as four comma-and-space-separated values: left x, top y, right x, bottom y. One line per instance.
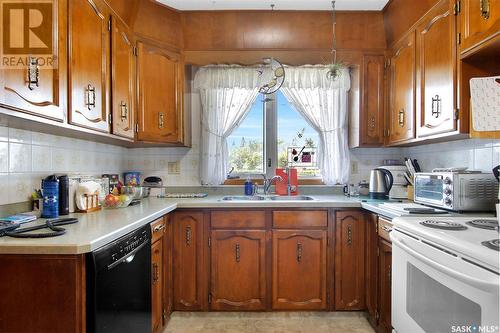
281, 66, 351, 185
194, 66, 261, 185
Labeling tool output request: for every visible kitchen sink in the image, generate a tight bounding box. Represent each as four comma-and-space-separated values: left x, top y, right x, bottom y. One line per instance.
220, 195, 315, 201
221, 196, 265, 201
269, 195, 315, 201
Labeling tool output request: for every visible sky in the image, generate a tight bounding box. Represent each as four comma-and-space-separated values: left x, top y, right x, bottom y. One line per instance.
228, 91, 319, 148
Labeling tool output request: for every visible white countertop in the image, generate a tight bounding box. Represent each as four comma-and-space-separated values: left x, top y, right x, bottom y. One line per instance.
1, 194, 489, 255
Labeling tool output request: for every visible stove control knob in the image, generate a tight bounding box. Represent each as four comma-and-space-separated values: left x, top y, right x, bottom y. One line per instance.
444, 188, 452, 196
445, 198, 452, 206
444, 177, 452, 185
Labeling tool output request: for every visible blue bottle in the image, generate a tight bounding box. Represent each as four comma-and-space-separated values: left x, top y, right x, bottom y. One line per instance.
42, 175, 59, 218
244, 177, 254, 196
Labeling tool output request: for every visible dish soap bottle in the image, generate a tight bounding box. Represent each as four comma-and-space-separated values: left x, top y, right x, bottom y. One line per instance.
244, 177, 254, 196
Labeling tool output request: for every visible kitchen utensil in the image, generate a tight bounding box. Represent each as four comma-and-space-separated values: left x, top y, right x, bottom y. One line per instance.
293, 146, 306, 162
121, 186, 144, 201
413, 159, 421, 173
369, 168, 394, 199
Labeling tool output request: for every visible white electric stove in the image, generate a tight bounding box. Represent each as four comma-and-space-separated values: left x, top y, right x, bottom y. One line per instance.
391, 216, 500, 333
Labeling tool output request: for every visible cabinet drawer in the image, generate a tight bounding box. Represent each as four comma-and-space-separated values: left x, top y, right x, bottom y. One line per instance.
211, 211, 266, 229
272, 210, 327, 228
378, 217, 393, 243
151, 217, 166, 243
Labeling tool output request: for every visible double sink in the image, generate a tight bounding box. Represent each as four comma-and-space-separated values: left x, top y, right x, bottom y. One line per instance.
221, 195, 316, 201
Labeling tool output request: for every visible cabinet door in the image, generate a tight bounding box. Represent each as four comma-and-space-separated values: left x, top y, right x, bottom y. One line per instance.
163, 215, 173, 324
111, 16, 134, 139
210, 230, 267, 310
334, 211, 366, 310
68, 0, 110, 132
151, 238, 163, 333
0, 0, 66, 121
461, 0, 500, 52
272, 230, 327, 310
137, 42, 183, 144
360, 55, 385, 146
416, 0, 458, 137
388, 32, 416, 144
365, 214, 378, 327
378, 239, 392, 333
172, 211, 205, 311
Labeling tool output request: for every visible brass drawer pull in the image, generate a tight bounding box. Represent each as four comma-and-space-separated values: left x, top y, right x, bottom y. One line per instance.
158, 112, 164, 129
398, 109, 405, 127
296, 243, 302, 262
85, 84, 96, 110
153, 224, 165, 233
480, 0, 490, 19
120, 101, 128, 121
27, 56, 39, 90
382, 225, 392, 233
347, 225, 353, 245
235, 243, 240, 263
185, 226, 191, 246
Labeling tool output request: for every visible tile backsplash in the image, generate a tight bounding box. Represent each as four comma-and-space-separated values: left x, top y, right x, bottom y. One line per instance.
0, 126, 126, 205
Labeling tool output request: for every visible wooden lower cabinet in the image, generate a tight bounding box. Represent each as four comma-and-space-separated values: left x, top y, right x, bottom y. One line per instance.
172, 211, 206, 311
365, 214, 379, 326
151, 234, 164, 333
378, 239, 393, 333
334, 211, 366, 310
272, 230, 328, 310
210, 230, 267, 310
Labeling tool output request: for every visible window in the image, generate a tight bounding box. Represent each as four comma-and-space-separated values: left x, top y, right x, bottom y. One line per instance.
228, 90, 321, 179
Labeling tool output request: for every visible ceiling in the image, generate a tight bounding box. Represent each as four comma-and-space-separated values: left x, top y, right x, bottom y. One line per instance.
157, 0, 390, 11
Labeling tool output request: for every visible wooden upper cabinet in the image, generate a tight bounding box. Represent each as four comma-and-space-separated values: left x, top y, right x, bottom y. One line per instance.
416, 0, 458, 137
137, 41, 184, 144
272, 230, 328, 310
210, 230, 267, 311
0, 0, 67, 121
110, 16, 135, 139
334, 211, 366, 310
460, 0, 500, 52
360, 55, 385, 146
68, 0, 110, 132
172, 211, 205, 311
388, 32, 416, 144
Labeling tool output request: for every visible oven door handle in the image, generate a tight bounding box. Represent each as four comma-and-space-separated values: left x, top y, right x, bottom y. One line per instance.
392, 235, 499, 293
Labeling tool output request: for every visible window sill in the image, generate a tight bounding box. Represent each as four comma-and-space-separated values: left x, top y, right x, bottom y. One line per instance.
223, 178, 324, 185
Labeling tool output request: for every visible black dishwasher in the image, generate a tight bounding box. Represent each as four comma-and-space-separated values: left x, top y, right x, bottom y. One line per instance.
87, 225, 151, 333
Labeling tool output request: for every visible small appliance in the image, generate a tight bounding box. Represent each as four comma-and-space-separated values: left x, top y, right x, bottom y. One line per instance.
369, 168, 394, 199
379, 165, 409, 199
414, 171, 498, 211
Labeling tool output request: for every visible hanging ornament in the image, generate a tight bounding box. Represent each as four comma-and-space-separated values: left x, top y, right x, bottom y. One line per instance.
326, 0, 344, 81
258, 57, 285, 95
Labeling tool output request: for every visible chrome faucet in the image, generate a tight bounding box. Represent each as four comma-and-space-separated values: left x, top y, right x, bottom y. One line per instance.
285, 167, 297, 196
260, 174, 283, 195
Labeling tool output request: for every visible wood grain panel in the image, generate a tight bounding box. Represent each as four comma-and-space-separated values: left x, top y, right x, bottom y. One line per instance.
378, 239, 392, 333
273, 210, 328, 229
360, 54, 385, 145
0, 254, 86, 333
383, 0, 440, 46
365, 214, 379, 328
211, 211, 266, 229
181, 11, 386, 51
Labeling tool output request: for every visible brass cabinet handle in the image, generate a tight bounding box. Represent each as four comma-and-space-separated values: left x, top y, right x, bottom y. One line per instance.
382, 225, 392, 233
431, 94, 441, 118
185, 226, 191, 246
235, 243, 240, 263
120, 101, 128, 121
158, 112, 164, 129
347, 225, 353, 245
398, 109, 405, 127
85, 84, 96, 110
480, 0, 490, 19
27, 56, 39, 90
296, 243, 302, 262
152, 263, 159, 283
153, 224, 165, 233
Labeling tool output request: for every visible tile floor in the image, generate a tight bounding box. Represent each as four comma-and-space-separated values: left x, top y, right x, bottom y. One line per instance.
164, 312, 375, 333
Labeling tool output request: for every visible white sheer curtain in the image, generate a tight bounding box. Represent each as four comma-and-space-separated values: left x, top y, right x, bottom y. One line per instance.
194, 66, 261, 185
281, 66, 351, 185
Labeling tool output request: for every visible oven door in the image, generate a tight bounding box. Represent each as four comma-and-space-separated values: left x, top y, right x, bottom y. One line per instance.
391, 230, 499, 333
414, 174, 445, 207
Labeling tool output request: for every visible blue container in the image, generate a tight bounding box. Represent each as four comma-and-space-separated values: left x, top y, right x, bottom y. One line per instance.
244, 177, 254, 196
124, 172, 141, 186
42, 175, 59, 218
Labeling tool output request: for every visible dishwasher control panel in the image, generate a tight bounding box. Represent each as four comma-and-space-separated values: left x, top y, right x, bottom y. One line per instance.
108, 227, 150, 267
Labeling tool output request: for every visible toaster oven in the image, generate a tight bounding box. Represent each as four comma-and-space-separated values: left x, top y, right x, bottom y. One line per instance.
414, 172, 498, 212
